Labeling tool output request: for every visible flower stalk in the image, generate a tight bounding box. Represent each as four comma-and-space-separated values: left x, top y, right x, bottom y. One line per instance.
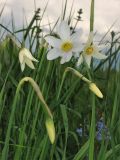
18, 77, 53, 118
18, 77, 55, 143
2, 77, 55, 157
90, 0, 94, 32
58, 67, 103, 99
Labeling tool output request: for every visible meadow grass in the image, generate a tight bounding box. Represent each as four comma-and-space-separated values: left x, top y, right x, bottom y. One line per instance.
0, 0, 120, 159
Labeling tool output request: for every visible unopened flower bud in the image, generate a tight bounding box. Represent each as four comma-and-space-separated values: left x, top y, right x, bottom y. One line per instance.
89, 83, 103, 98
45, 117, 55, 144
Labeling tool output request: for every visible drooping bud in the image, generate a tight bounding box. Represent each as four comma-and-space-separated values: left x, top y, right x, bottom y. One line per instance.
45, 117, 55, 144
89, 83, 103, 98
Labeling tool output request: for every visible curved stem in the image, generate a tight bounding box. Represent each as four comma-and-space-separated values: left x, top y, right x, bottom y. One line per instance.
17, 77, 52, 118
1, 77, 53, 160
57, 67, 92, 100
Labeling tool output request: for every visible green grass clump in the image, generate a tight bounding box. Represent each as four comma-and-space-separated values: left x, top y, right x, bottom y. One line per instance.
0, 0, 120, 159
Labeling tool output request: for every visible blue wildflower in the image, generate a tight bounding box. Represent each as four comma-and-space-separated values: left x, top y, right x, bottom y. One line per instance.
96, 118, 111, 142
76, 128, 83, 137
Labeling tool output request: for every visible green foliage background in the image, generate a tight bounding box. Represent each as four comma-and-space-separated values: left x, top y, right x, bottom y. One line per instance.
0, 0, 120, 159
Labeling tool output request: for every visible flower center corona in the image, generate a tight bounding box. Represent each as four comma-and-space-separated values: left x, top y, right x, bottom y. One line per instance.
86, 46, 94, 55
61, 41, 73, 52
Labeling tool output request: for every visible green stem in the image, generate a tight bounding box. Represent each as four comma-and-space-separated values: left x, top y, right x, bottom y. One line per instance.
1, 77, 53, 160
89, 95, 95, 160
57, 67, 92, 100
90, 0, 94, 32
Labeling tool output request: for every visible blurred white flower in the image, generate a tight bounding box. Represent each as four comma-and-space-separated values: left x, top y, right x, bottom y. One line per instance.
19, 48, 38, 71
77, 32, 107, 67
45, 21, 82, 64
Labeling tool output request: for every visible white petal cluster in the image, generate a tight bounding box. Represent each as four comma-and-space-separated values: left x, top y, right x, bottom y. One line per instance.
45, 21, 82, 64
77, 32, 107, 67
45, 21, 107, 67
19, 48, 38, 71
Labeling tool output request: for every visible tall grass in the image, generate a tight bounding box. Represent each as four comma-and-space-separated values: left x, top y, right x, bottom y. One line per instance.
0, 0, 120, 160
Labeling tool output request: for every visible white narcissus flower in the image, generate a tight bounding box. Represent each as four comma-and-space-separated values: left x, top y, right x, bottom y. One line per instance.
77, 32, 107, 67
45, 21, 82, 64
19, 48, 38, 71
